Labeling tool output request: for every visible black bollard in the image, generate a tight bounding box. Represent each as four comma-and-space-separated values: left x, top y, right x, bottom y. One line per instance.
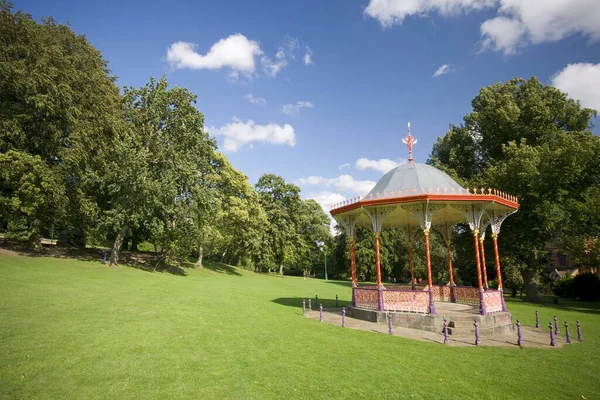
336, 294, 339, 308
535, 310, 540, 328
443, 318, 449, 345
549, 322, 555, 347
315, 295, 318, 308
517, 320, 523, 346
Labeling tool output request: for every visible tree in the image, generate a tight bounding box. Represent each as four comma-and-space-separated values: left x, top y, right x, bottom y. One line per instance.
255, 174, 302, 274
0, 2, 121, 246
430, 77, 600, 300
89, 76, 216, 266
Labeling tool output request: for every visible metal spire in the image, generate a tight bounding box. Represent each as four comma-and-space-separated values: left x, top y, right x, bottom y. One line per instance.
402, 122, 418, 163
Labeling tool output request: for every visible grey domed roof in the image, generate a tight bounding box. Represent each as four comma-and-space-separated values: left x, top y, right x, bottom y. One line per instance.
366, 162, 464, 197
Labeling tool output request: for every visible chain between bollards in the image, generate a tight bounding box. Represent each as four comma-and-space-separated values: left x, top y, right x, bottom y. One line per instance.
319, 304, 323, 322
565, 321, 571, 343
554, 315, 560, 336
535, 310, 540, 328
517, 320, 523, 346
302, 299, 306, 316
342, 307, 346, 327
577, 321, 583, 342
474, 320, 480, 346
443, 318, 449, 345
336, 294, 339, 308
549, 322, 555, 347
388, 312, 393, 335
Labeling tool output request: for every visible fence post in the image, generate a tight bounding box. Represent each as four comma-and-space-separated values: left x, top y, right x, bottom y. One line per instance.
517, 320, 523, 346
565, 321, 571, 344
443, 318, 449, 345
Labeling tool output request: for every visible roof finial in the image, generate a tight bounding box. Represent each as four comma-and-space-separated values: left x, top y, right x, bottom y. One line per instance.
402, 122, 417, 163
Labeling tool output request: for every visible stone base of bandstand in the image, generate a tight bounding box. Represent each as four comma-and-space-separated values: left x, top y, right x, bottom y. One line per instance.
347, 302, 514, 336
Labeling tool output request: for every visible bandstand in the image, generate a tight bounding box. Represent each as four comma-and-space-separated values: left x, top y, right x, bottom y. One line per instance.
330, 124, 519, 334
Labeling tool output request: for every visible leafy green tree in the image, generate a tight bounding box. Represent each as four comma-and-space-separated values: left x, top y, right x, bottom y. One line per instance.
88, 76, 216, 266
430, 77, 600, 300
255, 174, 302, 274
0, 2, 121, 245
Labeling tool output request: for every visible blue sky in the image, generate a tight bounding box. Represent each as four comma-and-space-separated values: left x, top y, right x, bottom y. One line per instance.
16, 0, 600, 213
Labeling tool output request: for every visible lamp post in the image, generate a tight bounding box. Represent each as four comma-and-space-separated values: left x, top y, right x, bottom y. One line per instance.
317, 241, 328, 280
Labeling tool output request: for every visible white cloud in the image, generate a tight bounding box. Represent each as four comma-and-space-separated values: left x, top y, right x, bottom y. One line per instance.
355, 158, 405, 174
480, 0, 600, 55
166, 34, 262, 74
304, 46, 313, 65
338, 163, 351, 170
432, 64, 454, 77
364, 0, 496, 28
261, 37, 299, 77
281, 101, 314, 116
365, 0, 600, 55
551, 63, 600, 112
244, 93, 267, 106
210, 117, 295, 152
296, 174, 376, 196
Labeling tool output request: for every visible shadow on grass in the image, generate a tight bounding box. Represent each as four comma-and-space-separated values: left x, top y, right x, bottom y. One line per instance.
323, 280, 352, 288
202, 261, 241, 276
0, 239, 188, 276
505, 296, 600, 316
272, 297, 351, 309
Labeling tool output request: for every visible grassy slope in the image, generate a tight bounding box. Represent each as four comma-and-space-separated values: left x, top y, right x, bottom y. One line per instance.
0, 254, 599, 400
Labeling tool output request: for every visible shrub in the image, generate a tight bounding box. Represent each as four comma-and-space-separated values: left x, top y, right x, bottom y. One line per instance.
571, 273, 600, 302
553, 274, 575, 298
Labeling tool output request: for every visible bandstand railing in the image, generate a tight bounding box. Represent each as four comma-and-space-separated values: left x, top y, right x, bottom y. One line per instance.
482, 289, 503, 313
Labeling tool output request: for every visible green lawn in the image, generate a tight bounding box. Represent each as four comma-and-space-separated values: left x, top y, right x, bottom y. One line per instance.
1, 253, 599, 399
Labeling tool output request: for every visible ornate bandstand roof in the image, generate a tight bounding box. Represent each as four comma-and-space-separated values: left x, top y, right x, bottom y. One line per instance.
366, 162, 464, 198
330, 123, 519, 231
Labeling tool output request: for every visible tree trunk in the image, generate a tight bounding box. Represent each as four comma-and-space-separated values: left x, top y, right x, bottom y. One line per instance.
279, 262, 283, 275
511, 288, 517, 298
522, 252, 541, 302
131, 238, 138, 252
109, 224, 128, 267
195, 245, 204, 268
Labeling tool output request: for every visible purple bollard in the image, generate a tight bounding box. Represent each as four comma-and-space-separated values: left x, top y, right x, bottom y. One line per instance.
302, 299, 306, 316
554, 316, 560, 336
336, 294, 339, 308
577, 321, 583, 342
342, 307, 346, 328
549, 322, 555, 347
388, 313, 393, 335
319, 304, 323, 322
308, 298, 312, 312
517, 320, 524, 346
443, 318, 449, 345
474, 320, 481, 346
535, 310, 540, 328
565, 321, 571, 344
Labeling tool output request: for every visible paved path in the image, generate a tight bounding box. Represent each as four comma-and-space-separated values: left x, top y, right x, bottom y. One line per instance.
305, 307, 568, 348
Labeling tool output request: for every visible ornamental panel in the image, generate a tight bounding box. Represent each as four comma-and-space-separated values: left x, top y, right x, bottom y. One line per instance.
354, 287, 379, 310
382, 290, 429, 313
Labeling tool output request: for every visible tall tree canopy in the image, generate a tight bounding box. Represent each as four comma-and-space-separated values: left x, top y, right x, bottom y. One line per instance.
429, 77, 600, 300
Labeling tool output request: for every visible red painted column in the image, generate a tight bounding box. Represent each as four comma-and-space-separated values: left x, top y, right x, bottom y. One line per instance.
473, 231, 483, 289
424, 229, 436, 314
350, 236, 357, 287
492, 234, 503, 290
480, 237, 489, 289
375, 233, 382, 287
408, 226, 415, 285
473, 230, 487, 315
446, 240, 454, 285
